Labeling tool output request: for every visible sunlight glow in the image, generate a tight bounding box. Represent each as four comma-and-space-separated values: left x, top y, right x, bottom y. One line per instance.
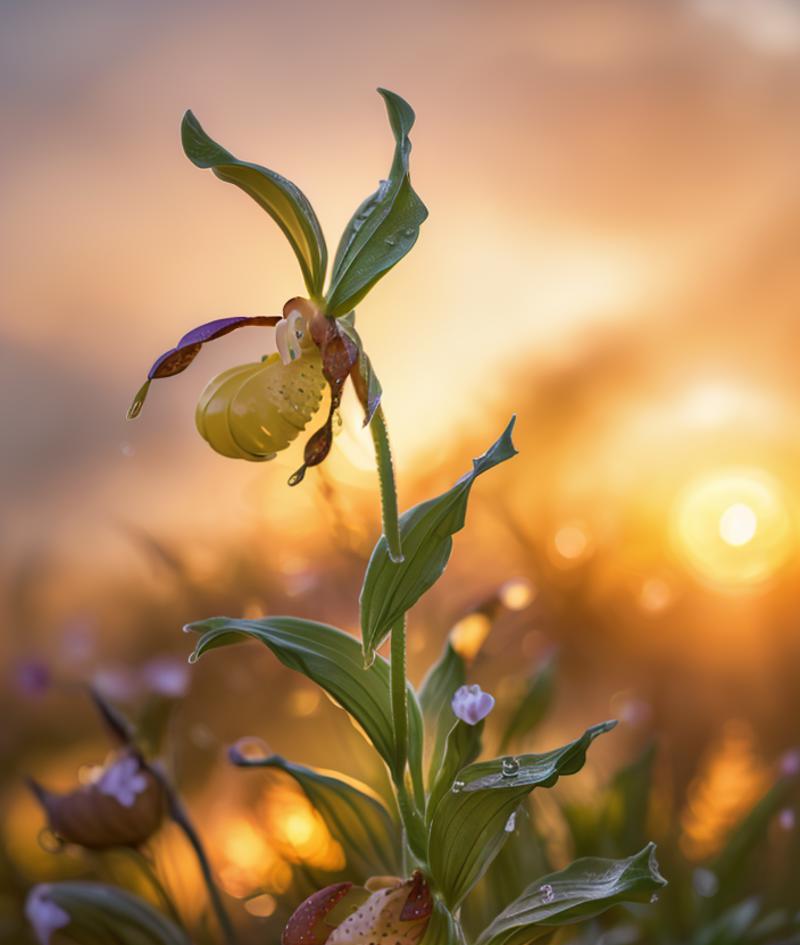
719, 503, 757, 547
672, 469, 794, 589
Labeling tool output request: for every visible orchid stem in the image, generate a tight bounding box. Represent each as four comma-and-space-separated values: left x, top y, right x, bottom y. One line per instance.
370, 407, 403, 564
390, 617, 408, 779
154, 768, 238, 945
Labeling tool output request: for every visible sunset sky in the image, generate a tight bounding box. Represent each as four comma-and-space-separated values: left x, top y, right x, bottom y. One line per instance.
2, 0, 800, 570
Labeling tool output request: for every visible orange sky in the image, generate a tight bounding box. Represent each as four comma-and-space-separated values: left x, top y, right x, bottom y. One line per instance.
2, 0, 800, 565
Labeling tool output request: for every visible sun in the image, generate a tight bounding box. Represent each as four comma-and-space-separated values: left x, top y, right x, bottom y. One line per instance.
671, 469, 794, 589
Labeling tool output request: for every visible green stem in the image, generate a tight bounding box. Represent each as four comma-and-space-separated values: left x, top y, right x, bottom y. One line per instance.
370, 407, 403, 563
153, 767, 238, 945
390, 617, 408, 778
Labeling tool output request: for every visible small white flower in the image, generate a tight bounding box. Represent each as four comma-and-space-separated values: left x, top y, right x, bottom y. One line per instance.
451, 684, 495, 726
97, 756, 149, 808
25, 885, 69, 945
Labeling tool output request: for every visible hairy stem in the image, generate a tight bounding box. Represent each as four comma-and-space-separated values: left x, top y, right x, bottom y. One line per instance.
370, 407, 404, 563
390, 617, 408, 779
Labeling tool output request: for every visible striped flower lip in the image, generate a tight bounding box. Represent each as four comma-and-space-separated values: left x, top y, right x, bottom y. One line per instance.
452, 684, 495, 725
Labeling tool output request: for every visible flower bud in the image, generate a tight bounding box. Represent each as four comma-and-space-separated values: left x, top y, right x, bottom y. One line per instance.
26, 882, 189, 945
283, 873, 432, 945
30, 750, 164, 850
451, 684, 495, 725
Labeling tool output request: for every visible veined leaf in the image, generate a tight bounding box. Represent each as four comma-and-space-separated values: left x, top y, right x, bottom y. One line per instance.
419, 640, 466, 784
427, 719, 483, 821
229, 751, 400, 877
498, 654, 557, 753
460, 801, 553, 942
475, 844, 666, 945
181, 110, 327, 298
360, 418, 517, 666
187, 616, 424, 784
326, 89, 428, 317
420, 900, 465, 945
27, 881, 190, 945
428, 721, 617, 909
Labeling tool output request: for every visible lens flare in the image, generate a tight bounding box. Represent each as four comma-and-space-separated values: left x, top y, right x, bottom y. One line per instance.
671, 469, 794, 589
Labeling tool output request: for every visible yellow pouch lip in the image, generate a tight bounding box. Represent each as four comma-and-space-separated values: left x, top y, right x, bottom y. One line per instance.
196, 363, 269, 461
228, 352, 325, 456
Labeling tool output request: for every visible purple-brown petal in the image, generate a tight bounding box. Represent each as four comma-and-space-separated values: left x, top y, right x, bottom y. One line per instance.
127, 315, 280, 419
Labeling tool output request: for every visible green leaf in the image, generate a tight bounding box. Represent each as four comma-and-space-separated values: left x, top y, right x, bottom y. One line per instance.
498, 654, 557, 753
360, 418, 518, 666
419, 640, 466, 784
30, 881, 190, 945
427, 721, 617, 909
181, 110, 327, 298
229, 751, 400, 877
427, 719, 484, 820
475, 844, 667, 945
460, 801, 554, 942
711, 775, 797, 901
420, 900, 466, 945
325, 89, 428, 317
337, 313, 383, 425
187, 616, 424, 784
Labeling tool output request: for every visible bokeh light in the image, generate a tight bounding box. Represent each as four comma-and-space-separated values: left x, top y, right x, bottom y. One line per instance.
671, 469, 795, 589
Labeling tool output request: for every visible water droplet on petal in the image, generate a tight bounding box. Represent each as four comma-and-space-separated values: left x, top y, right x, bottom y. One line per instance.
501, 757, 520, 778
539, 884, 554, 904
451, 780, 465, 793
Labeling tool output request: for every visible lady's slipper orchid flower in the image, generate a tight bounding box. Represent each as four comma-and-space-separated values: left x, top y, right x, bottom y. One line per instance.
282, 873, 432, 945
452, 683, 496, 726
29, 749, 164, 850
127, 88, 426, 486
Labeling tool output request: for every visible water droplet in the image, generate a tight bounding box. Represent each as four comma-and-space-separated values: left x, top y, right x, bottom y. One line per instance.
501, 757, 520, 778
384, 237, 396, 247
451, 780, 465, 793
539, 884, 554, 904
403, 227, 415, 237
229, 736, 272, 764
649, 893, 660, 904
504, 812, 517, 832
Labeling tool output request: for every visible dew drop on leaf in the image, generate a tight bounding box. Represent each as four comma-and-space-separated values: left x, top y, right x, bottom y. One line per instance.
649, 893, 660, 904
504, 812, 517, 832
539, 884, 554, 904
229, 736, 272, 763
451, 780, 465, 794
501, 757, 520, 778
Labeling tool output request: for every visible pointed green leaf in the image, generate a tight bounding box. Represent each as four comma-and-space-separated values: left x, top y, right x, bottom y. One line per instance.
27, 882, 190, 945
428, 719, 484, 820
181, 110, 327, 297
326, 89, 428, 317
419, 640, 466, 784
428, 721, 617, 909
475, 844, 667, 945
460, 801, 553, 941
360, 418, 518, 666
187, 616, 424, 784
499, 654, 557, 753
229, 751, 400, 877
